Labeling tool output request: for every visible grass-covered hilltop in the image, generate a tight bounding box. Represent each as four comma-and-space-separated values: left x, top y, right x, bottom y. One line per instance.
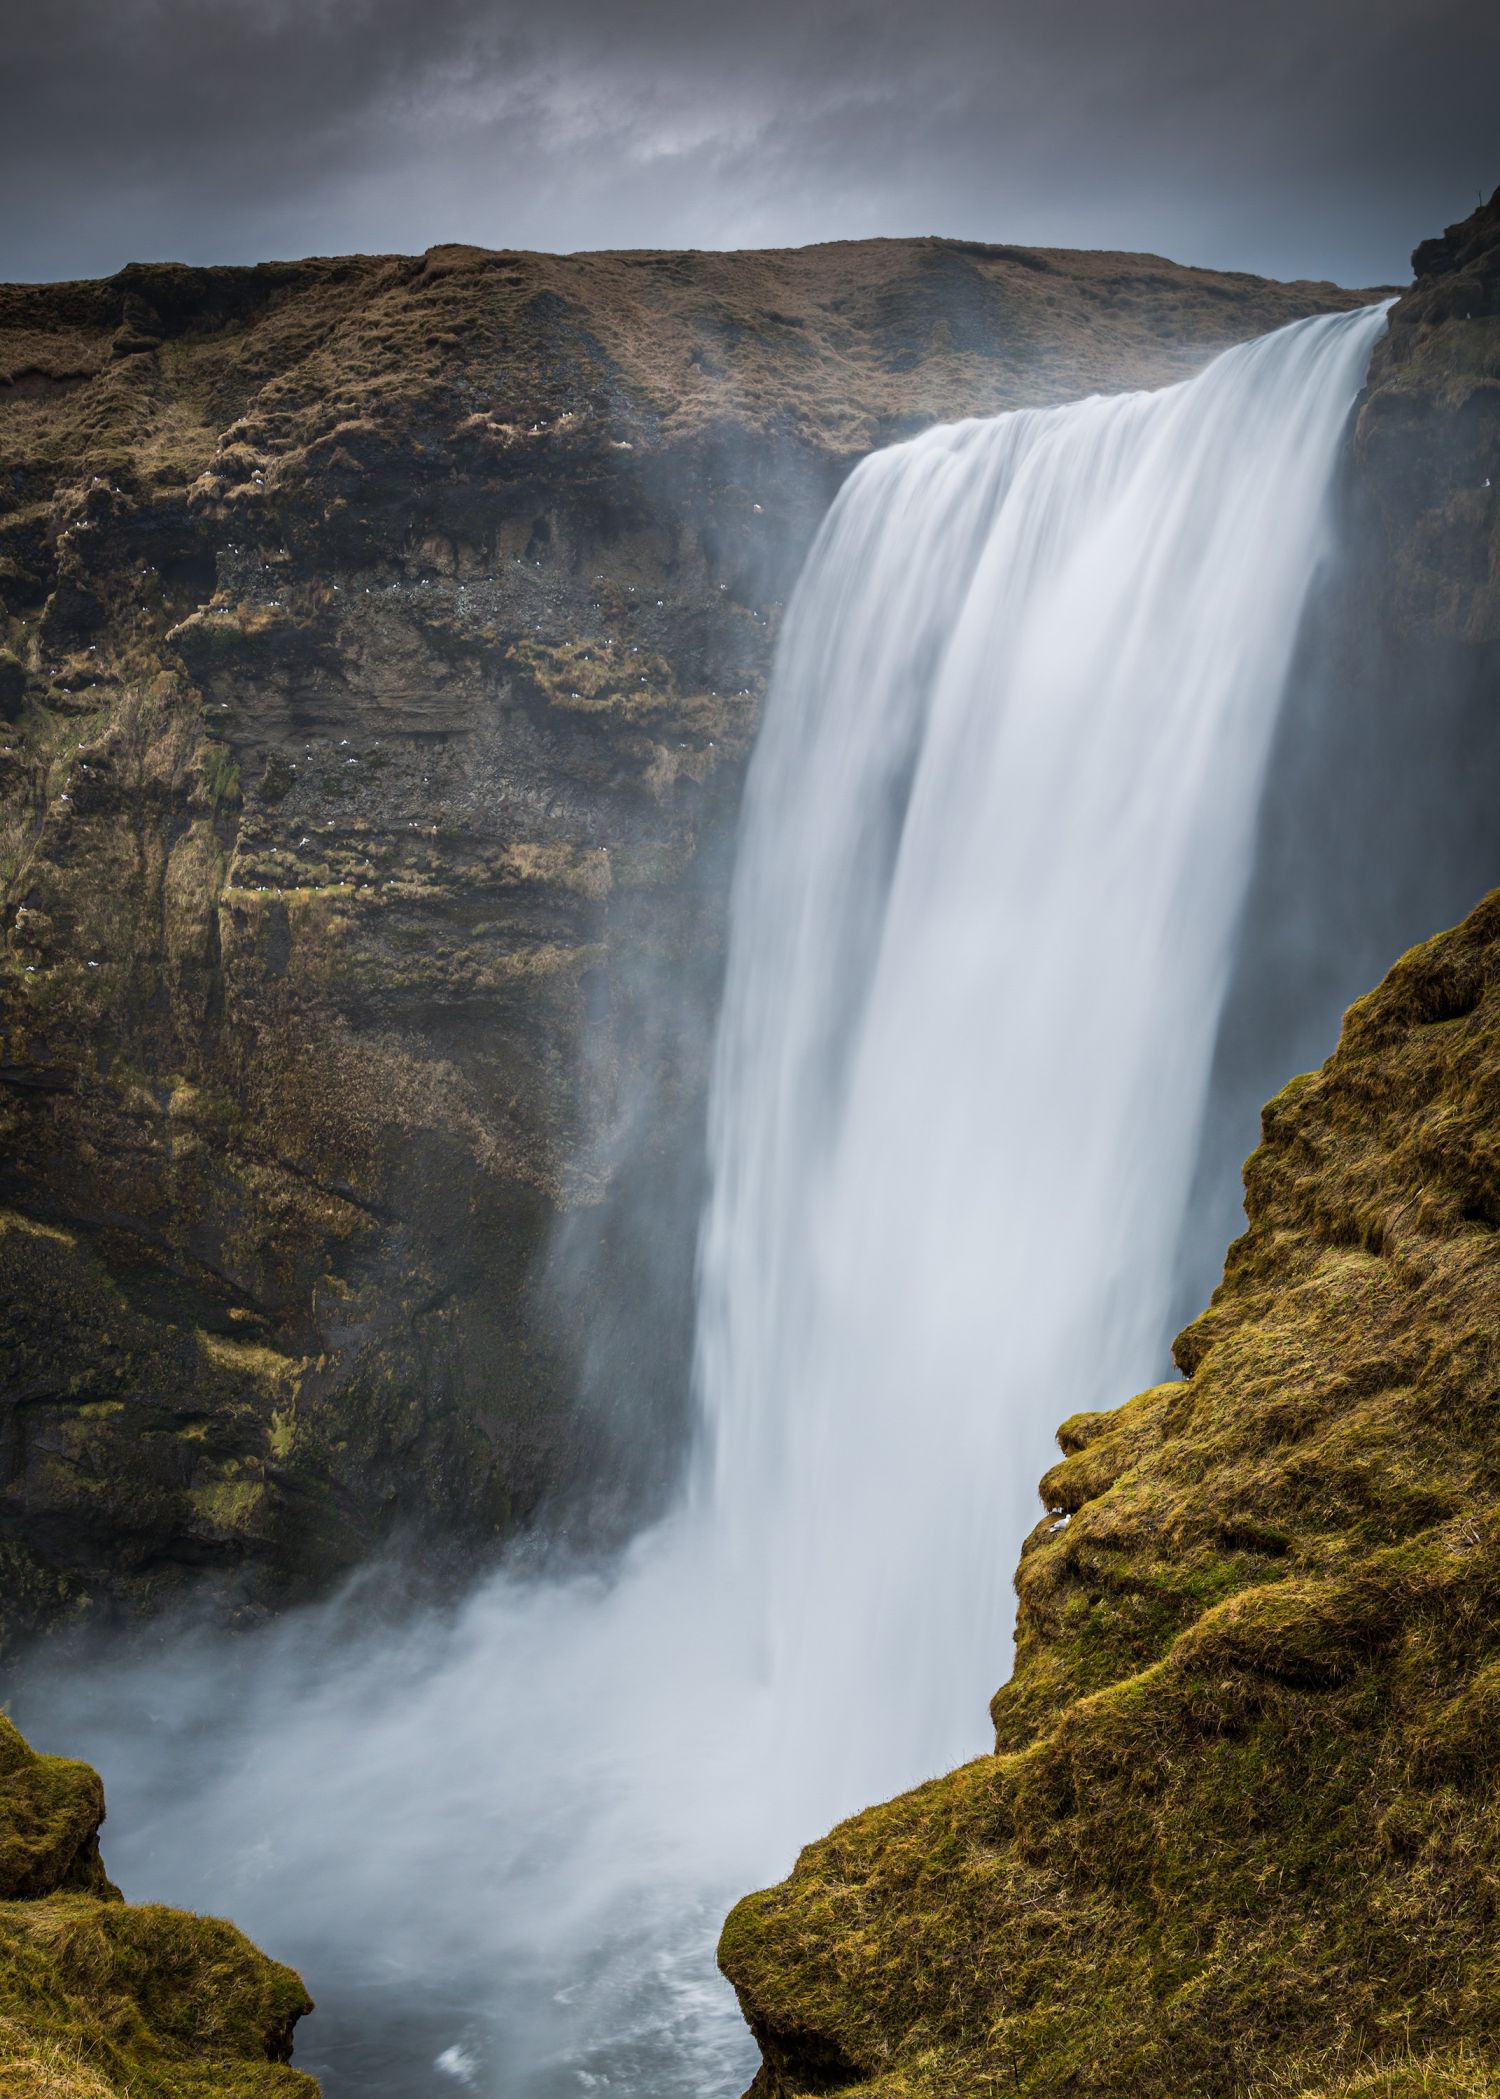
721, 191, 1500, 2099
0, 1713, 312, 2097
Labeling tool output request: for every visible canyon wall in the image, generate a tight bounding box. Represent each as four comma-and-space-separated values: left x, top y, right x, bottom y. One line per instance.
0, 238, 1367, 1646
721, 190, 1500, 2099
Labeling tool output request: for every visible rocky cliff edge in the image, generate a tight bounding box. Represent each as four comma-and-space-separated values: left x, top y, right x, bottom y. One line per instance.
0, 1711, 311, 2098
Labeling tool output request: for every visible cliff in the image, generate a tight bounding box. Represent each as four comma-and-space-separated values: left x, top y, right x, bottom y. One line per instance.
720, 193, 1500, 2099
0, 237, 1371, 1646
0, 1711, 311, 2096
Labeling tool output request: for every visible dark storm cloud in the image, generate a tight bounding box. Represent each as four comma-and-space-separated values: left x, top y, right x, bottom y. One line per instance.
5, 0, 1496, 284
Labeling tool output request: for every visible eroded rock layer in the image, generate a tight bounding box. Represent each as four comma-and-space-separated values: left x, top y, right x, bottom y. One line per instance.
720, 191, 1500, 2099
0, 238, 1370, 1642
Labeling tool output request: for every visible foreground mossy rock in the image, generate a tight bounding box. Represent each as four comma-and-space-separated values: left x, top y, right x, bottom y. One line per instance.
0, 1714, 312, 2097
720, 886, 1500, 2095
0, 236, 1375, 1642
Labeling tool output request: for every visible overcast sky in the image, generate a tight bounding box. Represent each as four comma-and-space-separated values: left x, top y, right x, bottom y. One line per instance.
6, 0, 1496, 287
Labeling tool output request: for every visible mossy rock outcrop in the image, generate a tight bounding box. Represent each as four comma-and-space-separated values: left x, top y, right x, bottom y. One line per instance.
0, 1712, 312, 2097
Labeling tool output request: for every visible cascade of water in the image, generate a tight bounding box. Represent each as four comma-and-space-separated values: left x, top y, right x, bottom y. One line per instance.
13, 301, 1389, 2099
693, 298, 1393, 1817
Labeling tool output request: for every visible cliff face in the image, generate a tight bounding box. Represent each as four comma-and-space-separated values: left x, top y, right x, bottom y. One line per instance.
0, 238, 1369, 1644
1354, 191, 1500, 644
720, 194, 1500, 2099
0, 1711, 311, 2097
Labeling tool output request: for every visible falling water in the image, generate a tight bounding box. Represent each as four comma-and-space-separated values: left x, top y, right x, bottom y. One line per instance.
14, 301, 1389, 2098
694, 297, 1393, 1813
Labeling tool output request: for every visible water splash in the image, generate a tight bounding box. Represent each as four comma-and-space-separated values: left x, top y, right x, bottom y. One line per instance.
14, 301, 1388, 2097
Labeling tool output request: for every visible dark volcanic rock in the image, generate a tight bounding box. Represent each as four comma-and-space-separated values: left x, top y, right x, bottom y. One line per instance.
1354, 186, 1500, 642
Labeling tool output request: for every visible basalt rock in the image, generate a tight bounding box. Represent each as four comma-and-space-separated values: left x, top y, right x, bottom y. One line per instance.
1354, 187, 1500, 641
720, 192, 1500, 2099
0, 238, 1375, 1645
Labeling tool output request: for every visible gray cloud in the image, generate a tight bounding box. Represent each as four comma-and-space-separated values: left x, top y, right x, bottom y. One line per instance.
5, 0, 1496, 284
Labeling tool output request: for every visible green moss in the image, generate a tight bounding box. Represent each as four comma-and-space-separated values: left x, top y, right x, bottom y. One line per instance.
0, 1721, 105, 1903
202, 741, 241, 807
1254, 2047, 1500, 2099
0, 1717, 315, 2096
186, 1468, 269, 1533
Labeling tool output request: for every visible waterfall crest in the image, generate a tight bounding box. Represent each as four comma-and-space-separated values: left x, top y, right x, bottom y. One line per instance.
12, 302, 1389, 2098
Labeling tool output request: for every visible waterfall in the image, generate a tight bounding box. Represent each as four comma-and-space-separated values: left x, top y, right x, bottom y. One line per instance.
693, 297, 1392, 1814
12, 300, 1389, 2099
